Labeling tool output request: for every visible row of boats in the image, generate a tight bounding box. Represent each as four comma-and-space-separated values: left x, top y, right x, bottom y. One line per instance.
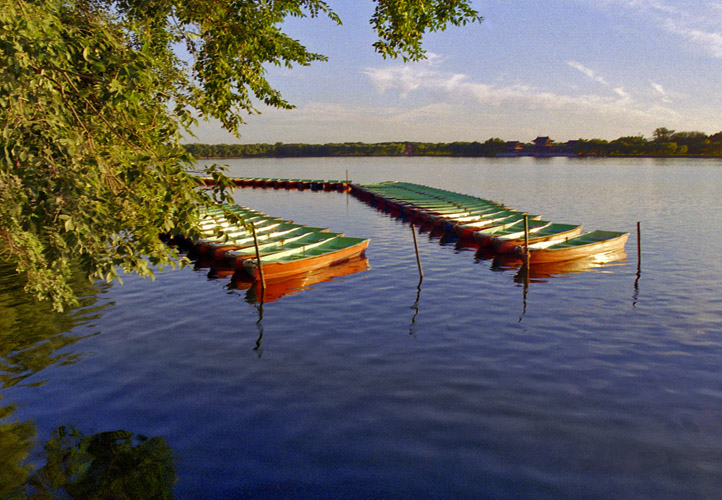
176, 204, 369, 284
201, 177, 351, 192
178, 177, 629, 301
350, 181, 629, 265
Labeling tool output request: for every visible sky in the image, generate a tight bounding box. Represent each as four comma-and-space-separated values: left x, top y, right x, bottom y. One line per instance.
188, 0, 722, 145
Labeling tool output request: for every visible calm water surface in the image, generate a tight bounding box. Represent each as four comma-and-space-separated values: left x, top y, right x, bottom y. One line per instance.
2, 157, 722, 498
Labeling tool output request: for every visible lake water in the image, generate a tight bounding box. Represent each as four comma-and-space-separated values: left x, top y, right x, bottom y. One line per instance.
2, 157, 722, 498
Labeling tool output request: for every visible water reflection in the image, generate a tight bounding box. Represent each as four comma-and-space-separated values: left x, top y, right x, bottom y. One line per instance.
253, 292, 266, 357
184, 247, 370, 305
0, 262, 110, 388
254, 307, 265, 357
493, 249, 629, 282
517, 264, 530, 322
230, 258, 370, 354
489, 250, 629, 323
231, 256, 370, 304
633, 224, 642, 307
0, 264, 153, 496
0, 400, 35, 496
633, 263, 641, 307
409, 278, 423, 336
0, 415, 176, 498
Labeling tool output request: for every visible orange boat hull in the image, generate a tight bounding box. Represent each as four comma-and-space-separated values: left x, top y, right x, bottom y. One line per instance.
528, 233, 628, 264
232, 256, 370, 303
243, 239, 369, 281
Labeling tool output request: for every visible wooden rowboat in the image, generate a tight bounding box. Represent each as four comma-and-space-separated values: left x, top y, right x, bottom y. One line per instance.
241, 236, 370, 281
503, 249, 628, 282
519, 230, 629, 264
470, 219, 552, 245
490, 223, 584, 253
196, 217, 287, 245
229, 231, 344, 269
436, 209, 532, 233
455, 213, 540, 239
206, 224, 328, 259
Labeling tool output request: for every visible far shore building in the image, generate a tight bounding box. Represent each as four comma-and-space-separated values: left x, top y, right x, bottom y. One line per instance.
503, 141, 524, 154
496, 137, 579, 157
533, 136, 554, 154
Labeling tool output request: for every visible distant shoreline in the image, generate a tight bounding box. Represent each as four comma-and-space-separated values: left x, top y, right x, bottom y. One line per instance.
184, 134, 722, 159
190, 152, 722, 160
192, 154, 722, 160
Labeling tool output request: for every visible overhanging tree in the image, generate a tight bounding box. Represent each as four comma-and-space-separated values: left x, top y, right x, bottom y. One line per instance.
1, 0, 482, 310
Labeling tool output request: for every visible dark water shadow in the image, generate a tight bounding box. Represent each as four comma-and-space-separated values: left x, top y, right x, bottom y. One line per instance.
516, 264, 530, 322
633, 249, 642, 308
0, 262, 111, 389
409, 277, 423, 336
0, 416, 176, 499
253, 296, 265, 357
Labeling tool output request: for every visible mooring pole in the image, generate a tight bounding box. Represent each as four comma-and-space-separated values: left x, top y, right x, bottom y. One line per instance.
251, 223, 266, 290
411, 224, 424, 279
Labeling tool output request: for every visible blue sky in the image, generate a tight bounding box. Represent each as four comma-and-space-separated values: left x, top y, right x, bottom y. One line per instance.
189, 0, 722, 144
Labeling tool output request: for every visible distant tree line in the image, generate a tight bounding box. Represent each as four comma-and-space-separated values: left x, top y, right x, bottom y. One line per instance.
572, 128, 722, 157
184, 129, 722, 159
183, 139, 507, 158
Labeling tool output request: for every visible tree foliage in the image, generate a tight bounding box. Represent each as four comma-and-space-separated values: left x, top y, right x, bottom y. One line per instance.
371, 0, 482, 61
183, 139, 506, 158
0, 0, 482, 310
184, 133, 722, 159
573, 129, 722, 156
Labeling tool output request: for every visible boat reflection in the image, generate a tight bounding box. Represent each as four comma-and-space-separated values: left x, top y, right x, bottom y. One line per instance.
493, 249, 629, 282
230, 256, 370, 304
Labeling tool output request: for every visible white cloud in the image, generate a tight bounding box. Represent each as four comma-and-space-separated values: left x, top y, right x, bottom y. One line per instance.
364, 59, 676, 124
614, 88, 630, 99
650, 81, 672, 103
566, 61, 633, 103
567, 61, 609, 86
363, 56, 465, 98
590, 0, 722, 58
664, 20, 722, 58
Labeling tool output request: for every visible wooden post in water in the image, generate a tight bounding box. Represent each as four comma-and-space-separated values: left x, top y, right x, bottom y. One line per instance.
251, 223, 266, 290
411, 224, 424, 279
